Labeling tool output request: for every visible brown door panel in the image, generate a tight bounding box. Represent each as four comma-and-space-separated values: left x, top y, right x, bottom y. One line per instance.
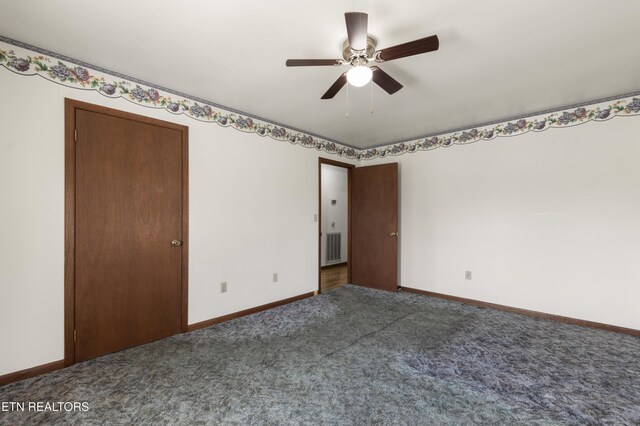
75, 109, 183, 361
351, 163, 398, 291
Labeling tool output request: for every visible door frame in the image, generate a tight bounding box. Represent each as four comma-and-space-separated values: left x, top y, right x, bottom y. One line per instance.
64, 98, 189, 366
318, 157, 354, 293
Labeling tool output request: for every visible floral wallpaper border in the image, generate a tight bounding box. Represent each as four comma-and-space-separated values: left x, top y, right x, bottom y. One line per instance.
1, 37, 640, 161
0, 39, 359, 159
358, 96, 640, 160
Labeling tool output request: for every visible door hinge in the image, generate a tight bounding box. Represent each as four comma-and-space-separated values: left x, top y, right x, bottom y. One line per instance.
73, 329, 77, 342
74, 129, 77, 142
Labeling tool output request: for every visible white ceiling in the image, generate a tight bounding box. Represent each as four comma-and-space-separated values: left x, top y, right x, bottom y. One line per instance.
2, 1, 639, 149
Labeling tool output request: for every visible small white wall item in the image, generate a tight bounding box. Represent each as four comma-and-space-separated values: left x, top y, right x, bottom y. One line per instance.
367, 117, 640, 331
320, 164, 349, 266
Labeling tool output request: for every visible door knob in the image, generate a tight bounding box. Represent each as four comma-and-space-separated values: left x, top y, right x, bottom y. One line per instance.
389, 232, 397, 237
171, 239, 182, 247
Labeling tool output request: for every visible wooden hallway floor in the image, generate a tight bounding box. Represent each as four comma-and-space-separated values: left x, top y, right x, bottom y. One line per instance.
320, 264, 348, 292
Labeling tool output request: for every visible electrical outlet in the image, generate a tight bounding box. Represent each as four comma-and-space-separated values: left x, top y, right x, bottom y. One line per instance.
220, 281, 227, 293
465, 271, 472, 280
273, 272, 278, 283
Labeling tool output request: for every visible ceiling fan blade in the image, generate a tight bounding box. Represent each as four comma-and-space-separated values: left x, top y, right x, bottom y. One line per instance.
345, 12, 368, 51
321, 73, 347, 99
371, 67, 403, 95
376, 35, 439, 62
286, 59, 342, 67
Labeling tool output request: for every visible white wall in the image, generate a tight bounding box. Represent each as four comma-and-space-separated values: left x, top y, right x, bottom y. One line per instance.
320, 164, 349, 266
0, 69, 355, 375
368, 117, 640, 330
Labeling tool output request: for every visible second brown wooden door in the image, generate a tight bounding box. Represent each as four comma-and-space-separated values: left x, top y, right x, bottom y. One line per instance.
74, 107, 185, 362
351, 163, 398, 292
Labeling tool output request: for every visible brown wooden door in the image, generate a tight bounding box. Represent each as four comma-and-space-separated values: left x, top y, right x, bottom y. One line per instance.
351, 163, 398, 292
75, 108, 184, 362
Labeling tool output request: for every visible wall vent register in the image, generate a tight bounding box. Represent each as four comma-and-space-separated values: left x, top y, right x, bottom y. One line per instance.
326, 232, 342, 263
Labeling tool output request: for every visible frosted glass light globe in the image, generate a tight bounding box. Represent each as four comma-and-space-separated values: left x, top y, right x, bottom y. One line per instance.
346, 65, 372, 87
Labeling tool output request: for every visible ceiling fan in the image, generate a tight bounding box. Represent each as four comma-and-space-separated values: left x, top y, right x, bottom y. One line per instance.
286, 12, 439, 99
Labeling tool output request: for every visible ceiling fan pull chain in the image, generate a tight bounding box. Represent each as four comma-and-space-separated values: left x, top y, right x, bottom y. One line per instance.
346, 81, 349, 118
370, 79, 374, 113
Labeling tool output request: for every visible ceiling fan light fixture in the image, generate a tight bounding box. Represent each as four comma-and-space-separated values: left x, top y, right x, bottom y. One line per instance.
346, 65, 372, 87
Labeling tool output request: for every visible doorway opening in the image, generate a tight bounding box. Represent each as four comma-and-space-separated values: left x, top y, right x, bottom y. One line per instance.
318, 158, 354, 293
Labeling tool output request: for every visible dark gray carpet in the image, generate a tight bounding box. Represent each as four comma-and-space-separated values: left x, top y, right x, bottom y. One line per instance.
1, 285, 639, 425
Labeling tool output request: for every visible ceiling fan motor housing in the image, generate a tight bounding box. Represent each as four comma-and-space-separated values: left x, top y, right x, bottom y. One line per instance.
342, 36, 377, 62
